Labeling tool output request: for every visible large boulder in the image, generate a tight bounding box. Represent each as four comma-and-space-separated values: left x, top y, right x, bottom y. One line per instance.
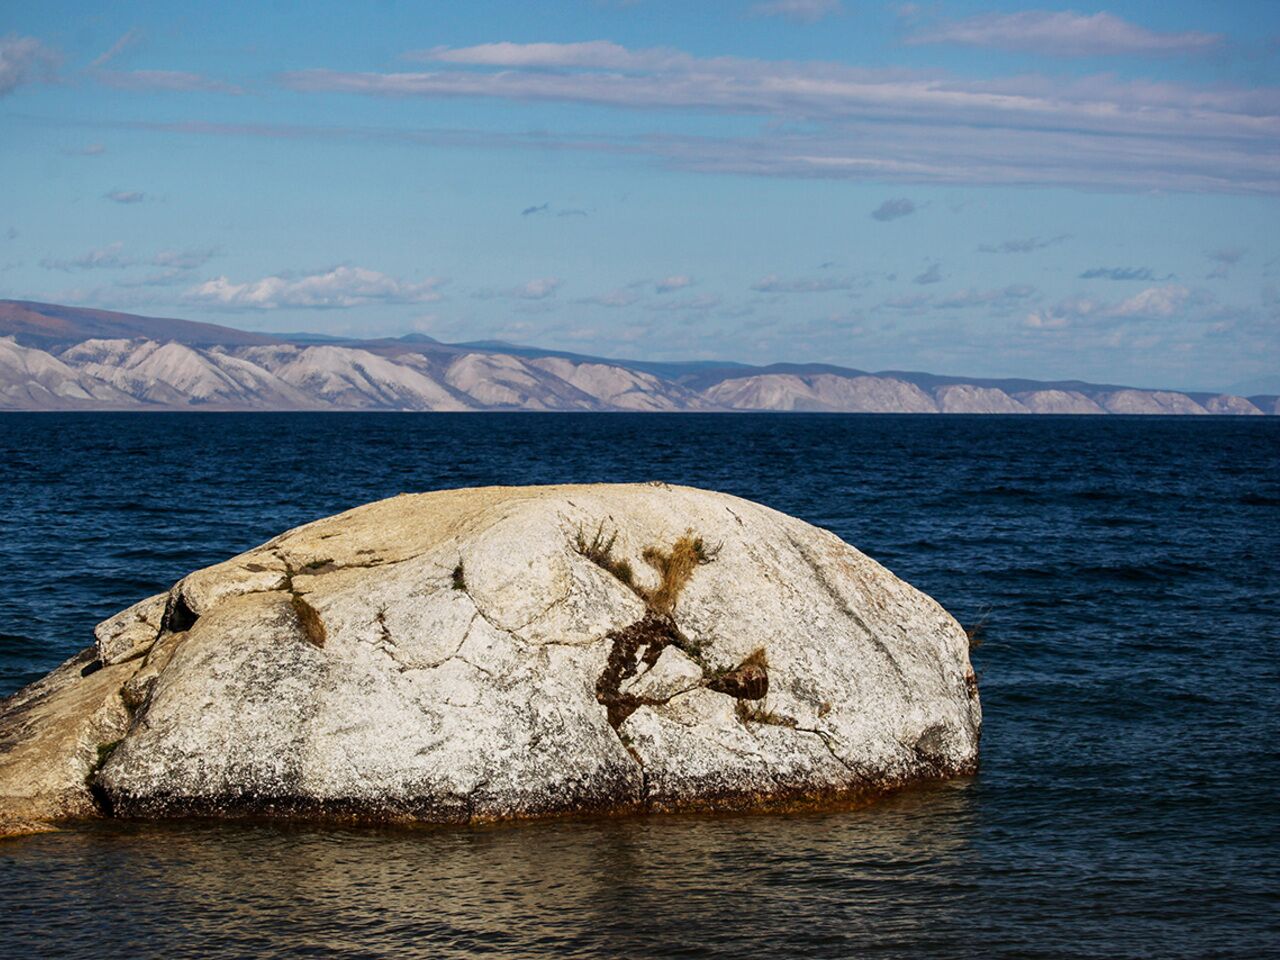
0, 483, 981, 836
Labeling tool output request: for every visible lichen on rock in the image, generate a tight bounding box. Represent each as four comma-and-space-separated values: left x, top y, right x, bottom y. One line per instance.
0, 483, 981, 837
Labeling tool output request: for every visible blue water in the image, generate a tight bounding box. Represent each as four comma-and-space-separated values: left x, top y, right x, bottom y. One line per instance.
1, 413, 1277, 959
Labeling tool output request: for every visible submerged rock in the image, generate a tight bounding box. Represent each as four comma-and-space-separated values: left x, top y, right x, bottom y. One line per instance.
0, 483, 981, 837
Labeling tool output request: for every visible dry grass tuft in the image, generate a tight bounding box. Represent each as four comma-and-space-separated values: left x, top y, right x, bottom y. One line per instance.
574, 523, 720, 613
963, 610, 989, 650
641, 531, 719, 614
575, 521, 636, 588
735, 699, 796, 727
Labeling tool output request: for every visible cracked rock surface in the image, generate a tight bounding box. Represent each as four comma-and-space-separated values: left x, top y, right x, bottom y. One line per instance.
0, 483, 980, 836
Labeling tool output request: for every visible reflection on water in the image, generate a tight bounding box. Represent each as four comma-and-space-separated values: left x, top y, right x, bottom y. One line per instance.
5, 775, 1274, 959
5, 783, 983, 959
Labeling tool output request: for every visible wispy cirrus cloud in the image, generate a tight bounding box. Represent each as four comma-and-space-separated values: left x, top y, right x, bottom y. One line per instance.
95, 38, 1277, 194
286, 41, 1280, 142
152, 247, 217, 270
93, 69, 244, 94
881, 285, 1038, 313
1079, 266, 1160, 282
905, 10, 1222, 58
40, 243, 216, 274
0, 35, 58, 96
752, 273, 857, 293
40, 242, 131, 271
186, 266, 445, 309
88, 28, 142, 69
578, 287, 641, 308
474, 276, 564, 300
749, 0, 842, 23
1206, 247, 1245, 279
62, 142, 107, 157
105, 189, 146, 204
642, 293, 720, 313
107, 109, 1279, 196
979, 234, 1070, 254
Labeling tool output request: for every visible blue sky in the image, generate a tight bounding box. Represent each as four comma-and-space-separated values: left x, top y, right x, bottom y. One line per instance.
1, 1, 1277, 390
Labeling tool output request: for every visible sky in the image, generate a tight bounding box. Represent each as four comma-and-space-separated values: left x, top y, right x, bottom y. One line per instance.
1, 1, 1278, 391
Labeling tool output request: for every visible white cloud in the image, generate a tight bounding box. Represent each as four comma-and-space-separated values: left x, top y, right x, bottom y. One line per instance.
507, 277, 562, 300
655, 274, 693, 293
1111, 284, 1191, 318
186, 266, 445, 309
906, 11, 1222, 57
0, 35, 58, 96
749, 0, 842, 24
1023, 284, 1194, 328
105, 190, 146, 204
1022, 309, 1072, 330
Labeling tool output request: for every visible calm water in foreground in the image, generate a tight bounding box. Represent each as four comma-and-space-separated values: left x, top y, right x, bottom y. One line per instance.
0, 413, 1277, 959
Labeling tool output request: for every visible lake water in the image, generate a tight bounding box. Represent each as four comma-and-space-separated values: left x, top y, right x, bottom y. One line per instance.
1, 413, 1277, 958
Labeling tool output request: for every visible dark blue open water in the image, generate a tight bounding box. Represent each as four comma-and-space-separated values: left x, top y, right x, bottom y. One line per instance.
0, 413, 1277, 959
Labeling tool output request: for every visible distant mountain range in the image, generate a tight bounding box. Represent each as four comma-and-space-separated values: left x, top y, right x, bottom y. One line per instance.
1, 299, 1275, 415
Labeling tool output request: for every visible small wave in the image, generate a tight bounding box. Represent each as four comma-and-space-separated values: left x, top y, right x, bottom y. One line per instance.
1078, 561, 1212, 583
971, 485, 1042, 500
0, 632, 44, 656
1238, 493, 1280, 506
1066, 488, 1126, 501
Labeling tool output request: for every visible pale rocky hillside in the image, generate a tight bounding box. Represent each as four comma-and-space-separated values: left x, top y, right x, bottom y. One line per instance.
0, 334, 1269, 415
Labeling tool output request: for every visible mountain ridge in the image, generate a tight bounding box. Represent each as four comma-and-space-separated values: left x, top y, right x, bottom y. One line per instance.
1, 300, 1274, 415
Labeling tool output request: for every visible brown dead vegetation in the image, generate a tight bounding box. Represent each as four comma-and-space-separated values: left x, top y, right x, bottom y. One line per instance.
707, 647, 769, 701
